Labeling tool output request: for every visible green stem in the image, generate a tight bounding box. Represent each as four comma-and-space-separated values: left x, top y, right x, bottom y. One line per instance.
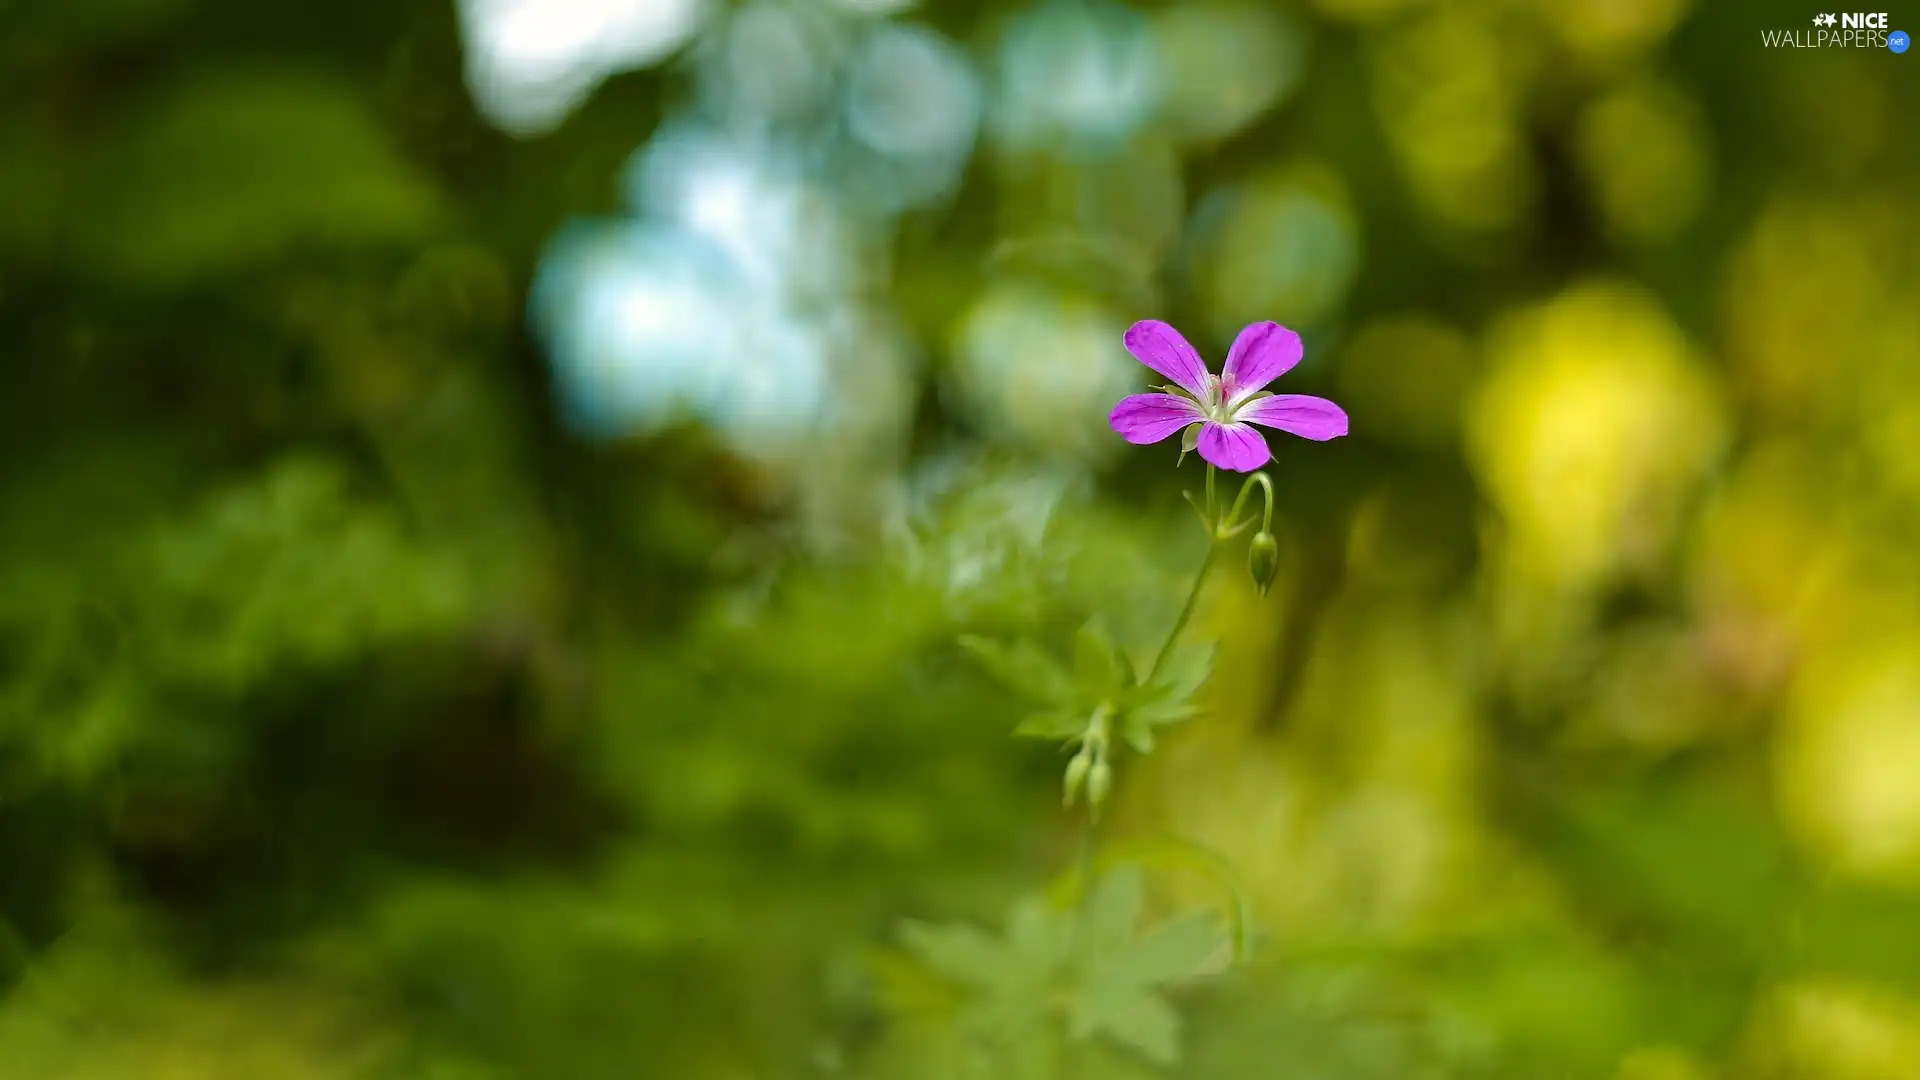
1147, 540, 1215, 683
1221, 471, 1275, 538
1074, 807, 1100, 912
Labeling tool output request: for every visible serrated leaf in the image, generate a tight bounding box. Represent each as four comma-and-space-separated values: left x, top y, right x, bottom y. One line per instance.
1067, 900, 1218, 1069
1089, 911, 1225, 997
1012, 711, 1086, 739
898, 921, 1012, 988
1092, 993, 1182, 1066
1128, 700, 1202, 731
1142, 643, 1215, 704
1072, 619, 1127, 699
1118, 705, 1201, 753
1081, 869, 1145, 958
1003, 898, 1068, 969
958, 634, 1075, 706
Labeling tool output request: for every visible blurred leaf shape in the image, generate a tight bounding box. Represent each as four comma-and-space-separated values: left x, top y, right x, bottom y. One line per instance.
898, 868, 1228, 1066
961, 620, 1211, 751
70, 70, 442, 284
137, 455, 472, 693
959, 634, 1078, 708
0, 920, 400, 1079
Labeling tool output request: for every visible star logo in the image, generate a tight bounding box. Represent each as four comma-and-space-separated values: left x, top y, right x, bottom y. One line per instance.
1821, 13, 1839, 25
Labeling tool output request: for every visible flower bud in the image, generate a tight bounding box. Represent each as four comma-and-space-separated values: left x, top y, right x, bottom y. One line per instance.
1063, 751, 1092, 807
1247, 531, 1280, 597
1086, 760, 1112, 810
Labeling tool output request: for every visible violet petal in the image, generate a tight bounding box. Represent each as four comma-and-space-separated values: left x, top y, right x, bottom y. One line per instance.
1236, 394, 1349, 441
1123, 320, 1211, 398
1197, 422, 1271, 472
1110, 393, 1206, 445
1221, 322, 1303, 403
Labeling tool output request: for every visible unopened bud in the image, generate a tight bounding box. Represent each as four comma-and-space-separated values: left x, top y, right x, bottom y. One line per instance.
1248, 531, 1280, 597
1063, 751, 1092, 807
1086, 760, 1112, 810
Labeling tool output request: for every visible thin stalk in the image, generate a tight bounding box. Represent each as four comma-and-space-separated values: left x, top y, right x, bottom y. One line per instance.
1074, 807, 1100, 913
1147, 540, 1215, 683
1221, 471, 1274, 538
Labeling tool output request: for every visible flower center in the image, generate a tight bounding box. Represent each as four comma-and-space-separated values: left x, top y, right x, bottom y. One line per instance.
1206, 374, 1240, 423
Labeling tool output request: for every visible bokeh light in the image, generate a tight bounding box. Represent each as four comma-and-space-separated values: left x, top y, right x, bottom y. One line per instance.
533, 126, 857, 450
14, 2, 1920, 1078
1334, 314, 1478, 450
1752, 981, 1920, 1080
1575, 75, 1713, 244
694, 1, 844, 134
1150, 4, 1305, 145
949, 280, 1136, 460
1779, 644, 1920, 881
840, 22, 984, 211
1532, 0, 1692, 66
990, 0, 1162, 153
1370, 8, 1537, 245
1186, 163, 1360, 340
458, 0, 709, 136
1468, 281, 1728, 595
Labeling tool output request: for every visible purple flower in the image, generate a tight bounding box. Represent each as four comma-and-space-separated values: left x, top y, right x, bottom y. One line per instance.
1108, 320, 1348, 472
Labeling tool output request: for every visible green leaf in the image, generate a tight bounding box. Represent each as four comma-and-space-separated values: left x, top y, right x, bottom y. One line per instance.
1119, 716, 1157, 755
1091, 993, 1182, 1066
1092, 911, 1225, 995
1071, 911, 1225, 1066
1140, 643, 1215, 705
1012, 711, 1086, 740
1072, 618, 1129, 699
898, 921, 1012, 989
958, 635, 1075, 706
1127, 700, 1201, 734
1080, 868, 1145, 958
1118, 643, 1213, 742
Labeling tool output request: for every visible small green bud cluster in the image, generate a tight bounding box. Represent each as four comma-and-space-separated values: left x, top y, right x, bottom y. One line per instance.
1063, 706, 1114, 818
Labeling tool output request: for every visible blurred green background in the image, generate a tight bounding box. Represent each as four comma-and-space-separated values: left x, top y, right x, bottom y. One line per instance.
4, 0, 1920, 1076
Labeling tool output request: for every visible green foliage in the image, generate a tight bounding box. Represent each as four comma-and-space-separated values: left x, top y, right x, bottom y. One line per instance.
4, 0, 1920, 1078
896, 868, 1228, 1067
961, 620, 1213, 755
70, 70, 444, 284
